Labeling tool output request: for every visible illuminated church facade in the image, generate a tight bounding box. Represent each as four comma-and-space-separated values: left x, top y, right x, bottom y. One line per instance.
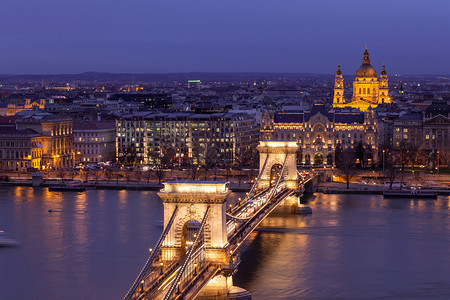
333, 48, 390, 111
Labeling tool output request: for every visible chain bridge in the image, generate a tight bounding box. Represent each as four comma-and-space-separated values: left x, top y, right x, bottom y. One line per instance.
123, 141, 317, 300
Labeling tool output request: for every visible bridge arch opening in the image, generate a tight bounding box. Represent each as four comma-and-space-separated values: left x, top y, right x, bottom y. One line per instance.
180, 220, 202, 258
270, 164, 282, 187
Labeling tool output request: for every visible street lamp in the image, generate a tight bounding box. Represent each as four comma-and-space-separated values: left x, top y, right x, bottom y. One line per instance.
437, 151, 440, 175
382, 150, 385, 173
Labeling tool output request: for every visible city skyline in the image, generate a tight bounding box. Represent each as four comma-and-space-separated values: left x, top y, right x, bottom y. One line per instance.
1, 0, 450, 75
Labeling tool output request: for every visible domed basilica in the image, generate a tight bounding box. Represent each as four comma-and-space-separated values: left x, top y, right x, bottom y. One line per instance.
333, 48, 390, 111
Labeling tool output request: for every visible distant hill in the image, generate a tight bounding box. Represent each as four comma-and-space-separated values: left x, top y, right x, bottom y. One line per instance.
0, 72, 331, 83
0, 72, 447, 84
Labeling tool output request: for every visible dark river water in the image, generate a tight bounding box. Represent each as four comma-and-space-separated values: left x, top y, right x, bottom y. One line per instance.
1, 186, 450, 299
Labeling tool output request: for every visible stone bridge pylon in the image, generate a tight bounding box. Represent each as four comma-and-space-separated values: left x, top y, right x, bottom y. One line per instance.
157, 181, 242, 299
256, 141, 299, 190
257, 140, 302, 213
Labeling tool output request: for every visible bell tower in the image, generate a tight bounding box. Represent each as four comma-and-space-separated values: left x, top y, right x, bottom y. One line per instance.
378, 63, 390, 104
333, 65, 344, 105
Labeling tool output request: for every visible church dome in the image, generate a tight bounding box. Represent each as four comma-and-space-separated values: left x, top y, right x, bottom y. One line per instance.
356, 48, 377, 78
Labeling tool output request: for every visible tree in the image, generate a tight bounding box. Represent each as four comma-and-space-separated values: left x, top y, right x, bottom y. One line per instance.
118, 146, 138, 166
58, 169, 66, 182
144, 169, 153, 184
203, 142, 218, 180
69, 168, 77, 181
407, 140, 424, 167
336, 148, 358, 189
82, 169, 90, 183
189, 139, 203, 181
92, 171, 100, 184
135, 170, 142, 185
395, 140, 411, 172
334, 142, 344, 168
125, 170, 132, 184
355, 142, 366, 167
148, 136, 176, 184
384, 152, 397, 189
105, 169, 113, 183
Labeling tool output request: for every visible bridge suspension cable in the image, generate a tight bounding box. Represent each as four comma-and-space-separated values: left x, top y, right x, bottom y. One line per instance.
266, 154, 288, 201
163, 206, 211, 300
246, 154, 269, 199
123, 206, 179, 300
226, 154, 289, 225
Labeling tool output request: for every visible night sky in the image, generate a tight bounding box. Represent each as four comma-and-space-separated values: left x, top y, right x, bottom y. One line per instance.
1, 0, 449, 75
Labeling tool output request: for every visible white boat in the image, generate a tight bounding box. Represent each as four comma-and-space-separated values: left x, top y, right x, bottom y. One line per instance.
0, 230, 19, 247
49, 181, 86, 192
383, 188, 438, 198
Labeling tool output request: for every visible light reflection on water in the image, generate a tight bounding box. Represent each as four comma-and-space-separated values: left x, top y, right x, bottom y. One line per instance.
0, 186, 163, 300
235, 194, 450, 299
1, 188, 450, 299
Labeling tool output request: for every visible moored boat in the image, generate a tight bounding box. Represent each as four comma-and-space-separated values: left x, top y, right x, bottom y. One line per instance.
49, 181, 86, 192
383, 188, 437, 198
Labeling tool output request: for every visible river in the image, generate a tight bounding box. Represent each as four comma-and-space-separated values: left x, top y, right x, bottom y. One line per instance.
1, 187, 449, 299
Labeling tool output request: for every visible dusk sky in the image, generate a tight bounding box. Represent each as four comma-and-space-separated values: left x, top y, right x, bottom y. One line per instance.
1, 0, 449, 75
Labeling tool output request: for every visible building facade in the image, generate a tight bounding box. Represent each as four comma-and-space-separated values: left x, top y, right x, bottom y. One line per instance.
392, 101, 450, 165
116, 112, 259, 166
261, 104, 379, 165
16, 113, 74, 170
333, 48, 390, 111
74, 121, 116, 163
0, 126, 43, 171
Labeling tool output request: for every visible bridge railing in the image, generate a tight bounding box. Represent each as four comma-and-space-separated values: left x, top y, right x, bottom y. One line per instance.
245, 154, 269, 199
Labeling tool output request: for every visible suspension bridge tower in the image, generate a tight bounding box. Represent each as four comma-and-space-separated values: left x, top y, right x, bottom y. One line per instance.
157, 181, 247, 299
256, 141, 302, 213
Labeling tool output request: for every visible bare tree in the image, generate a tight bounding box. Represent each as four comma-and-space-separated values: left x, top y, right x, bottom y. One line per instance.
118, 146, 138, 166
92, 171, 100, 184
125, 170, 132, 184
115, 172, 122, 184
395, 140, 411, 172
407, 140, 424, 167
384, 152, 397, 189
58, 169, 66, 182
69, 168, 77, 181
354, 142, 366, 167
144, 169, 152, 184
189, 139, 204, 181
203, 142, 218, 180
336, 148, 358, 189
105, 168, 113, 183
135, 170, 142, 185
83, 169, 90, 183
